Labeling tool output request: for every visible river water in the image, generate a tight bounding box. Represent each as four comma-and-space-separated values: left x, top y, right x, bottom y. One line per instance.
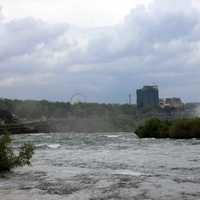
0, 132, 200, 200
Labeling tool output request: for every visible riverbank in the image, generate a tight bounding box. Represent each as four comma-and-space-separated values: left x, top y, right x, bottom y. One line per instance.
0, 123, 39, 135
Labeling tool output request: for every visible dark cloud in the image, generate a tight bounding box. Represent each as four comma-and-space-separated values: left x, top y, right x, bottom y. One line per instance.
0, 0, 200, 103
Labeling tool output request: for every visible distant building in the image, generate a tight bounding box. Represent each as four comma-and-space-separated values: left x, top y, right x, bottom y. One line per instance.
136, 89, 143, 108
136, 85, 159, 108
160, 97, 184, 109
159, 98, 165, 108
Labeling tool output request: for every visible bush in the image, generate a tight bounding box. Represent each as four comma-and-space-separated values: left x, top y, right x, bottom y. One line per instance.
0, 132, 34, 172
135, 118, 200, 139
135, 118, 169, 138
169, 118, 200, 139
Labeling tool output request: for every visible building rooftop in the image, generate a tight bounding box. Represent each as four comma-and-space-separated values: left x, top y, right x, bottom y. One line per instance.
143, 85, 158, 90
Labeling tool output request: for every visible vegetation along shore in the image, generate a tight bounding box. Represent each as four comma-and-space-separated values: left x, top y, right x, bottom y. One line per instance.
135, 118, 200, 139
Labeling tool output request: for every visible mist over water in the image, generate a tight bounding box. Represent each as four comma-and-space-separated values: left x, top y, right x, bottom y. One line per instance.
1, 133, 200, 200
194, 106, 200, 117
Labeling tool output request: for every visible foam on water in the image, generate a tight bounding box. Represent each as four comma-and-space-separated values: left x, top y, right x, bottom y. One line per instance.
105, 135, 121, 138
112, 169, 142, 176
35, 143, 61, 149
47, 144, 61, 149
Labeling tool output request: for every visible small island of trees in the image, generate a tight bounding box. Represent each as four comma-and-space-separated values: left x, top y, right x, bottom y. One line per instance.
135, 118, 200, 139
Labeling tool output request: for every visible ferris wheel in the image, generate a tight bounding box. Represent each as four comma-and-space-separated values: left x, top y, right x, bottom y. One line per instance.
70, 93, 87, 104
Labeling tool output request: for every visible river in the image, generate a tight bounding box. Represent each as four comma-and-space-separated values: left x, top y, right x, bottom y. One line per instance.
0, 132, 200, 200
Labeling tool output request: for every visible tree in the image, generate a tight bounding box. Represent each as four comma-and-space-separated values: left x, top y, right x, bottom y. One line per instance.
0, 132, 34, 172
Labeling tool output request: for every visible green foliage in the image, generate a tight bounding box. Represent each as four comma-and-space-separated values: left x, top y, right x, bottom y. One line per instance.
169, 118, 200, 139
0, 98, 139, 132
135, 118, 164, 138
0, 132, 34, 172
0, 98, 139, 121
135, 118, 200, 139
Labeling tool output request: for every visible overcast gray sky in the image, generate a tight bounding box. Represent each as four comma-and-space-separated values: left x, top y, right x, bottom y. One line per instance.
0, 0, 154, 26
0, 0, 200, 103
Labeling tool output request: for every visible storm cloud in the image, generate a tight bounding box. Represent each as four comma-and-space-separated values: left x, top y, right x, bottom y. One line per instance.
0, 0, 200, 103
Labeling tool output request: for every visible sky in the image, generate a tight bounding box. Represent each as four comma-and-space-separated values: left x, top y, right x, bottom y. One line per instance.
0, 0, 153, 27
0, 0, 200, 103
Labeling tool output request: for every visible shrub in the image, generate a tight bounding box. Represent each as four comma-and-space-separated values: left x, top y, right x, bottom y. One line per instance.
169, 118, 200, 139
169, 119, 191, 139
135, 117, 200, 139
0, 132, 34, 172
135, 118, 166, 138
